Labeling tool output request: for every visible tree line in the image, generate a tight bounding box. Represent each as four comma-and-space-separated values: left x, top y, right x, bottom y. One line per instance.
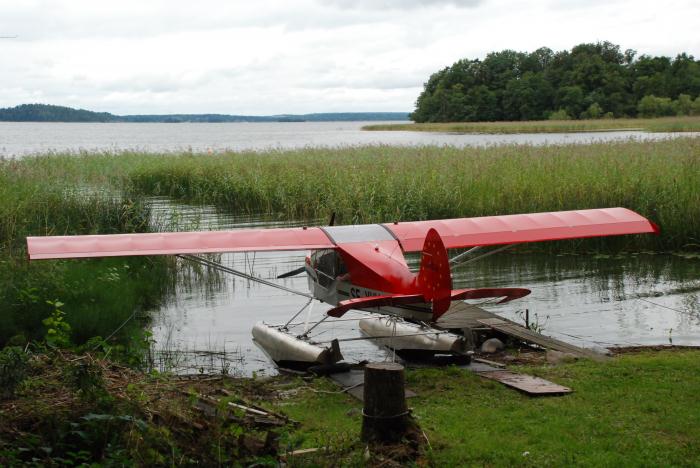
411, 41, 700, 122
0, 104, 115, 122
0, 104, 410, 123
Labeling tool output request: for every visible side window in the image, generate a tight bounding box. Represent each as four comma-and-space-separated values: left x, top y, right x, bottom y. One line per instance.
311, 250, 350, 287
336, 254, 350, 281
314, 250, 336, 288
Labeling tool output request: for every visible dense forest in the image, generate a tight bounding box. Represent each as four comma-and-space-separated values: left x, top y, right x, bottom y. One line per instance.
411, 41, 700, 122
0, 104, 115, 122
0, 104, 409, 122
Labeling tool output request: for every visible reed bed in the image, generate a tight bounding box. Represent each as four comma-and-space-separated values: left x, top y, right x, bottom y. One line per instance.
363, 116, 700, 133
120, 138, 699, 251
0, 158, 172, 347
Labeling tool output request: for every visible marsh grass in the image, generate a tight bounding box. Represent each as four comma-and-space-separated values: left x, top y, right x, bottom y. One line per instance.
363, 115, 700, 134
120, 138, 699, 251
0, 158, 173, 348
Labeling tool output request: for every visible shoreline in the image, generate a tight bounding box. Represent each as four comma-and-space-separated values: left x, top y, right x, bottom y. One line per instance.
362, 115, 700, 134
2, 345, 698, 465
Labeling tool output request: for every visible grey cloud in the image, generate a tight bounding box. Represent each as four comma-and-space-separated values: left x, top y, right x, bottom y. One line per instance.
547, 0, 622, 10
98, 74, 208, 94
300, 72, 425, 90
323, 0, 483, 10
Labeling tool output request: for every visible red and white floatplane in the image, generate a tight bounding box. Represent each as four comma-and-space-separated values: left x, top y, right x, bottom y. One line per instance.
27, 207, 658, 367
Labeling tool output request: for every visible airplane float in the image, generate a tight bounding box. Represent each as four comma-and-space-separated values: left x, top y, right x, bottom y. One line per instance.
27, 207, 659, 367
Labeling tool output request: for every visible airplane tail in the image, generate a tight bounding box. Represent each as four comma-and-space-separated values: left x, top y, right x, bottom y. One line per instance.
416, 228, 452, 320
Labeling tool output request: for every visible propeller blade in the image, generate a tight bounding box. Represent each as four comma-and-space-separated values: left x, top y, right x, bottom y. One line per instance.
328, 211, 336, 226
277, 266, 306, 279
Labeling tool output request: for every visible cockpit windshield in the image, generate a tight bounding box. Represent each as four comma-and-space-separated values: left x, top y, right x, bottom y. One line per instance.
311, 249, 349, 287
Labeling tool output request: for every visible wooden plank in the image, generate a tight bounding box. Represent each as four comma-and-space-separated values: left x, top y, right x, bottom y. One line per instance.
444, 301, 606, 360
476, 317, 607, 361
477, 370, 572, 395
439, 301, 497, 328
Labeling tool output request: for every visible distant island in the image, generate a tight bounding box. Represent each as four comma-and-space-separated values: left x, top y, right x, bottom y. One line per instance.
0, 104, 410, 123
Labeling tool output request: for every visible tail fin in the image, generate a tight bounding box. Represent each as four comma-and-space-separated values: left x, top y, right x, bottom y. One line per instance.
416, 228, 452, 320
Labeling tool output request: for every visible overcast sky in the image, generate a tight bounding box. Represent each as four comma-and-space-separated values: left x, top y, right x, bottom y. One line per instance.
1, 0, 698, 115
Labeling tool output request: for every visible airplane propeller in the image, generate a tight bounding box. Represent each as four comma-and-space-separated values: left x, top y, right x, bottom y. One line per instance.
277, 266, 306, 279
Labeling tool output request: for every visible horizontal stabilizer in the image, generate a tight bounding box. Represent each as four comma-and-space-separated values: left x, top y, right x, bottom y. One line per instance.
435, 304, 491, 328
450, 287, 531, 304
326, 294, 425, 318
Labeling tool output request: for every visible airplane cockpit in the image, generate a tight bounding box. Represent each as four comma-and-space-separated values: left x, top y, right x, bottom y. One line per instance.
310, 249, 349, 288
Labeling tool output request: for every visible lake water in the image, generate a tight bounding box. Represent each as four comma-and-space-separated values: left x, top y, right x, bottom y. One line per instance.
148, 198, 700, 376
2, 121, 699, 157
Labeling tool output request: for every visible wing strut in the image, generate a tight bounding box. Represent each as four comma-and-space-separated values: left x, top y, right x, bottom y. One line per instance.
450, 244, 517, 268
178, 254, 313, 299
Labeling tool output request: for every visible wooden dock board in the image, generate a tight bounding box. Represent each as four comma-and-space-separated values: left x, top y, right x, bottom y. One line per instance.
476, 370, 572, 395
445, 302, 607, 361
330, 365, 568, 398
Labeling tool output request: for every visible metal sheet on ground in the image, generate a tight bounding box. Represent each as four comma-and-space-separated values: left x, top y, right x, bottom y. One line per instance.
329, 369, 417, 402
477, 370, 572, 395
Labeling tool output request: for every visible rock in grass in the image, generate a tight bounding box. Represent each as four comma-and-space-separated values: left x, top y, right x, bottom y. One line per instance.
546, 350, 578, 364
480, 338, 504, 354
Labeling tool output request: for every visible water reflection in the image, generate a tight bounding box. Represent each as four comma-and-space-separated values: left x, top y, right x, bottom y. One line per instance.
453, 252, 700, 348
148, 197, 700, 375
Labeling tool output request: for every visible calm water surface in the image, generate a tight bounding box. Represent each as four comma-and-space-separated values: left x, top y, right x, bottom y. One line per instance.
2, 121, 698, 157
148, 198, 700, 376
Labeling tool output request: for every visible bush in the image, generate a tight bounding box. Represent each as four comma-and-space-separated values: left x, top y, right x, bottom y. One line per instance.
675, 94, 693, 116
692, 96, 700, 116
637, 95, 675, 117
548, 109, 571, 120
0, 346, 29, 399
581, 102, 603, 119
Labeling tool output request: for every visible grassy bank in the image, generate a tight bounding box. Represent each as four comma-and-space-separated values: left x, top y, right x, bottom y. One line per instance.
3, 348, 698, 466
363, 115, 700, 133
281, 349, 700, 466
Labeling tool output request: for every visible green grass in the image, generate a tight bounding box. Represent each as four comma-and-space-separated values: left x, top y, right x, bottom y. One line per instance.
363, 115, 700, 133
0, 157, 173, 349
280, 350, 700, 466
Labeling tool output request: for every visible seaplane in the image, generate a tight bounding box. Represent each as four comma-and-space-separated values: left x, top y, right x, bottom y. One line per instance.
27, 207, 659, 368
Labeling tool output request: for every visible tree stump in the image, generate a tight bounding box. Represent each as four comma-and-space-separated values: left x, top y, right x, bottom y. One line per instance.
361, 362, 409, 443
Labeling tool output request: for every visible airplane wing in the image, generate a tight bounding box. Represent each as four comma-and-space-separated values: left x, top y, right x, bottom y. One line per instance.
26, 207, 658, 260
384, 207, 659, 252
27, 227, 335, 260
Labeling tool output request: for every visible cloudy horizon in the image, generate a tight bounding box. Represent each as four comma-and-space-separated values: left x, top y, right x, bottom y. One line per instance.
1, 0, 698, 115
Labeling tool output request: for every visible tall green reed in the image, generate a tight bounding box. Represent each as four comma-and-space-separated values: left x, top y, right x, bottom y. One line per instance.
122, 138, 699, 251
0, 157, 172, 348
